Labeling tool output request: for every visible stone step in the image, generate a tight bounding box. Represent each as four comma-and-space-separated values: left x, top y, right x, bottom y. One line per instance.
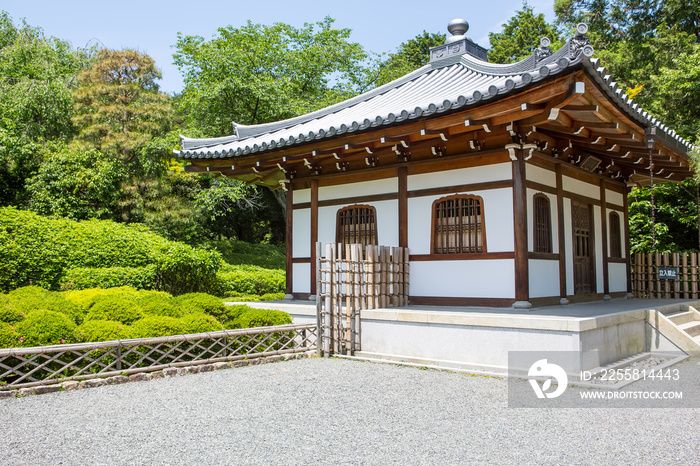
667, 310, 697, 326
678, 321, 700, 338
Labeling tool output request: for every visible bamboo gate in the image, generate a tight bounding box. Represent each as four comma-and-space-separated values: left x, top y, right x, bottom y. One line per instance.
631, 252, 700, 299
316, 243, 409, 357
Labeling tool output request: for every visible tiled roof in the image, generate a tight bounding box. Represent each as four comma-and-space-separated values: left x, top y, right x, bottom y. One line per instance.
177, 25, 692, 160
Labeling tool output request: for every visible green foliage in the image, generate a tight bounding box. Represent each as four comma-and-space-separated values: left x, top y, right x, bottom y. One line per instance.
5, 286, 83, 324
62, 286, 141, 311
180, 313, 223, 334
374, 31, 445, 86
85, 296, 145, 325
26, 144, 124, 220
173, 17, 370, 135
15, 310, 76, 346
217, 265, 285, 296
208, 239, 285, 269
235, 308, 292, 329
0, 322, 19, 348
130, 315, 186, 339
173, 293, 226, 319
0, 207, 222, 293
61, 266, 158, 291
224, 293, 285, 302
489, 2, 563, 63
134, 291, 184, 318
74, 320, 133, 343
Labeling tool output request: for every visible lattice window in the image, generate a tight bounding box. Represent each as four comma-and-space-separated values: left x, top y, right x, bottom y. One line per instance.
609, 211, 622, 258
336, 205, 378, 246
533, 193, 552, 253
432, 195, 485, 254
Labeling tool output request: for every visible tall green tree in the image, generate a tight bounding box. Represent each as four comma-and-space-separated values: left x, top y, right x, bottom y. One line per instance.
489, 2, 563, 63
373, 31, 445, 86
72, 49, 174, 178
173, 17, 370, 136
0, 11, 89, 206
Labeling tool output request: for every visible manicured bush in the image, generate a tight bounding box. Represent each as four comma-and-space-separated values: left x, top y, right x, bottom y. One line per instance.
74, 320, 134, 343
236, 309, 292, 328
217, 265, 285, 295
85, 296, 144, 325
174, 293, 226, 319
15, 310, 76, 346
205, 239, 285, 270
0, 322, 19, 348
0, 207, 223, 294
0, 296, 24, 324
135, 292, 184, 318
61, 265, 158, 291
224, 292, 285, 302
5, 286, 83, 324
131, 316, 186, 339
180, 313, 223, 334
62, 286, 141, 311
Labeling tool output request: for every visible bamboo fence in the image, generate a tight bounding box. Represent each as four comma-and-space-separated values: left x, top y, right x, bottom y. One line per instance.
631, 252, 700, 299
0, 323, 317, 390
316, 243, 409, 357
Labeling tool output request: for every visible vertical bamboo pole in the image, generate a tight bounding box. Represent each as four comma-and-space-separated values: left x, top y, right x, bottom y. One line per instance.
379, 246, 387, 308
647, 252, 654, 299
682, 252, 689, 299
391, 247, 399, 307
316, 242, 324, 357
662, 252, 669, 299
692, 253, 698, 299
404, 248, 410, 306
326, 243, 334, 356
655, 252, 661, 299
673, 253, 680, 298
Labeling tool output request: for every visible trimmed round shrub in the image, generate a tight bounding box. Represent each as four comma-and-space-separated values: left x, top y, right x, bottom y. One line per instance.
216, 265, 285, 295
0, 322, 19, 349
0, 298, 24, 324
236, 309, 292, 329
134, 291, 184, 318
86, 296, 144, 325
6, 286, 83, 325
131, 316, 186, 339
174, 293, 226, 319
180, 313, 223, 334
60, 265, 158, 291
62, 286, 140, 311
224, 292, 285, 302
74, 320, 134, 343
15, 310, 76, 346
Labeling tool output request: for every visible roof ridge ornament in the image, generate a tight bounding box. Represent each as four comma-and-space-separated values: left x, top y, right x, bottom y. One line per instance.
569, 23, 594, 59
429, 18, 488, 62
534, 37, 552, 63
445, 18, 469, 44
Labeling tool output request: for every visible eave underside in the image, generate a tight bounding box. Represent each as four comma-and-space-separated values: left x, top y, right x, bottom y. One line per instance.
184, 71, 693, 189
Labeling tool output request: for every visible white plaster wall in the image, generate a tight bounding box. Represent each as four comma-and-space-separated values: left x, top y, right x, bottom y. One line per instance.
526, 164, 556, 187
526, 189, 558, 253
293, 188, 311, 204
407, 163, 511, 190
407, 188, 514, 254
292, 208, 310, 258
609, 262, 628, 293
528, 259, 560, 298
563, 176, 600, 199
318, 178, 397, 201
292, 263, 310, 294
594, 205, 604, 293
410, 260, 515, 298
605, 189, 624, 207
563, 199, 575, 296
317, 200, 399, 247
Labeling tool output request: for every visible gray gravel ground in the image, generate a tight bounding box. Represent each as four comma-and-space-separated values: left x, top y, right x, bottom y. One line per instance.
1, 357, 698, 465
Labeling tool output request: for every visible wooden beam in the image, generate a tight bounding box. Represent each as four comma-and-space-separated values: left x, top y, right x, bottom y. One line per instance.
285, 183, 293, 295
310, 179, 318, 297
556, 163, 567, 299
512, 148, 530, 303
398, 166, 408, 248
600, 179, 609, 296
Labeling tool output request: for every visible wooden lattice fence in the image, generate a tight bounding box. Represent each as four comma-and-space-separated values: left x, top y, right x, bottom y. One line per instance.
316, 243, 409, 357
0, 323, 317, 390
631, 252, 700, 299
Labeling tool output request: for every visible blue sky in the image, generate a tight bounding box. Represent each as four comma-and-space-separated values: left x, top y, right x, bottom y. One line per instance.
2, 0, 556, 94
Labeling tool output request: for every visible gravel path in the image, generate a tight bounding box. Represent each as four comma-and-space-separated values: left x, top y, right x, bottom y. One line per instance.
1, 357, 698, 465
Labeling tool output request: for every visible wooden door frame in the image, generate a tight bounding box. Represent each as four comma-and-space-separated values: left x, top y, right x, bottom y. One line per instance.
572, 201, 596, 295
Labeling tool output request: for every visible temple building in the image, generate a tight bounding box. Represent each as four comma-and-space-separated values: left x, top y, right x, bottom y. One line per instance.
176, 19, 693, 309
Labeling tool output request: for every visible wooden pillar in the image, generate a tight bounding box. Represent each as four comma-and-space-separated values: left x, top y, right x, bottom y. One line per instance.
398, 167, 408, 248
555, 164, 567, 301
600, 179, 609, 297
285, 182, 293, 296
509, 145, 530, 307
623, 186, 632, 294
310, 179, 319, 297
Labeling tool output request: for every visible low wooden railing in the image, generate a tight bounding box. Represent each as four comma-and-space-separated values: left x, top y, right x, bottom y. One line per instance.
0, 323, 317, 390
631, 252, 700, 299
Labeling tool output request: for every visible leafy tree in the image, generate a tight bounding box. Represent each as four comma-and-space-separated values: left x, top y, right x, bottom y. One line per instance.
72, 48, 174, 178
374, 31, 445, 86
0, 11, 90, 206
489, 2, 563, 63
26, 144, 124, 220
173, 17, 370, 136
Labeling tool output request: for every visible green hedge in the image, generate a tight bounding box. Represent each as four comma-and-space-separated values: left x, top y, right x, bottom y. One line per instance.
61, 266, 158, 291
74, 320, 134, 343
205, 239, 285, 270
217, 265, 285, 295
0, 207, 222, 294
